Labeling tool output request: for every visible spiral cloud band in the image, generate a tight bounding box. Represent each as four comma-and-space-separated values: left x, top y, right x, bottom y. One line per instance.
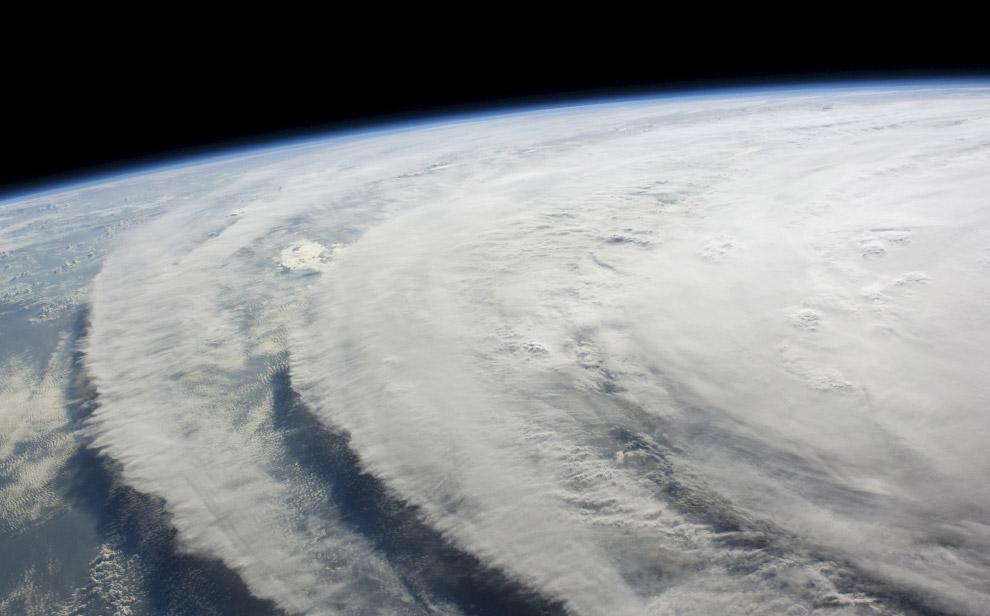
3, 85, 990, 615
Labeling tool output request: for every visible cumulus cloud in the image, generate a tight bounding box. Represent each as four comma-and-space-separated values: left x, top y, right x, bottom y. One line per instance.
0, 341, 76, 532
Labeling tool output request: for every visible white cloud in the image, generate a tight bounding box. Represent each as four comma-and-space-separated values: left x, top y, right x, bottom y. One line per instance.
0, 341, 75, 532
74, 87, 990, 614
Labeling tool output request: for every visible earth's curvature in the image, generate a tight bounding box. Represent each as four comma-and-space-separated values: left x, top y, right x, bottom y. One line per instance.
2, 83, 990, 616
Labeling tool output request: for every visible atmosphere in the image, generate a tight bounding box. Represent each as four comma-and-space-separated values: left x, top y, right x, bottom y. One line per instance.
3, 82, 990, 615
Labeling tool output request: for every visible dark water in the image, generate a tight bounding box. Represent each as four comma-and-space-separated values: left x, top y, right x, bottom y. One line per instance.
270, 367, 566, 616
1, 309, 281, 615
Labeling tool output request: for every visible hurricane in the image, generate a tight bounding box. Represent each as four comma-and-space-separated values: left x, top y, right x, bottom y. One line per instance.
2, 83, 990, 615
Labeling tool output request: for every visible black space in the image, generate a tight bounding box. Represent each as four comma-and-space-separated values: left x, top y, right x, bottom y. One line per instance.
3, 32, 988, 199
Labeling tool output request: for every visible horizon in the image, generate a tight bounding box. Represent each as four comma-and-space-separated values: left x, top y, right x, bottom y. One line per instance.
5, 76, 990, 204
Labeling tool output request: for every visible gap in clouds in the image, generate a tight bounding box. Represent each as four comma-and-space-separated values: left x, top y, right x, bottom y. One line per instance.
58, 308, 284, 616
270, 366, 567, 616
605, 399, 955, 616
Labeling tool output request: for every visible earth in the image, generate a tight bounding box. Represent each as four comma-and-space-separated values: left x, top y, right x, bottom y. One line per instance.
2, 83, 990, 616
